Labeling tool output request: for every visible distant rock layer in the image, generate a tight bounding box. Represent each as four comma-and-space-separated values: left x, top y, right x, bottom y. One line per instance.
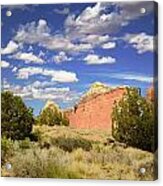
43, 100, 59, 110
84, 81, 112, 97
65, 86, 127, 129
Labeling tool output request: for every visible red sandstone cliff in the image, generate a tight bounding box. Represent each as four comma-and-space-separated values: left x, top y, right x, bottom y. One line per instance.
146, 85, 155, 102
65, 83, 127, 129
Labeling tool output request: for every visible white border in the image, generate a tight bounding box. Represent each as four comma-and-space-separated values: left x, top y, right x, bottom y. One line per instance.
0, 0, 162, 185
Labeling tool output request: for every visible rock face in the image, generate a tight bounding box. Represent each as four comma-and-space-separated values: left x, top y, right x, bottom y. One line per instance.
146, 86, 155, 102
43, 100, 60, 112
84, 81, 112, 97
65, 83, 126, 129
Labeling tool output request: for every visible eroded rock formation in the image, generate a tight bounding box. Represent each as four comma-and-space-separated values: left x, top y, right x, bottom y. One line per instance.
65, 83, 127, 129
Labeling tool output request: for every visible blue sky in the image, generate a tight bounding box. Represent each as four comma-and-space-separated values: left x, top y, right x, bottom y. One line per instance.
1, 2, 157, 115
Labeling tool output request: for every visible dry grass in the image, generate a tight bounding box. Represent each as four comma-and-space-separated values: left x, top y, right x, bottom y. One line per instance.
1, 125, 156, 180
33, 125, 111, 143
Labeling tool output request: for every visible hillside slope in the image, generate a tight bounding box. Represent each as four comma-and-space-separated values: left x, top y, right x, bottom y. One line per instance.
2, 125, 155, 180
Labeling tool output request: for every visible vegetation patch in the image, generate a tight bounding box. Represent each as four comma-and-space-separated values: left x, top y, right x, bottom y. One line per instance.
112, 87, 157, 152
51, 137, 92, 152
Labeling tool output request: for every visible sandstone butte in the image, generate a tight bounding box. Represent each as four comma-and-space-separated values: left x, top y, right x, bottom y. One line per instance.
64, 82, 128, 130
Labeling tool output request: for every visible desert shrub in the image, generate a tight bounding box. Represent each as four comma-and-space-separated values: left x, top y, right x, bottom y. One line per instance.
51, 137, 92, 152
61, 113, 69, 126
6, 147, 100, 179
8, 147, 80, 178
1, 91, 35, 140
38, 106, 69, 126
112, 87, 157, 152
1, 137, 15, 164
1, 137, 35, 164
18, 138, 31, 149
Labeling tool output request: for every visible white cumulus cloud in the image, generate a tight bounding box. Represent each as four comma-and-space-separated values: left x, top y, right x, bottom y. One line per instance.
54, 51, 72, 63
16, 67, 78, 83
13, 19, 93, 53
1, 60, 10, 68
124, 32, 156, 54
84, 54, 116, 65
12, 52, 44, 64
80, 34, 110, 46
65, 2, 154, 36
102, 42, 116, 49
14, 19, 50, 44
50, 70, 78, 83
2, 79, 80, 104
1, 40, 19, 55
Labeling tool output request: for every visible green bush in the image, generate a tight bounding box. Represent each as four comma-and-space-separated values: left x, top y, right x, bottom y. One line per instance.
18, 138, 31, 149
38, 107, 69, 126
1, 137, 14, 164
61, 113, 69, 126
1, 91, 35, 140
51, 137, 92, 152
112, 87, 157, 152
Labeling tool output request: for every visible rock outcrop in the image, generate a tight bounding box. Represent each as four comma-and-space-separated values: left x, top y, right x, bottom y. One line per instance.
65, 83, 127, 129
146, 85, 155, 102
43, 100, 59, 110
42, 100, 61, 114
